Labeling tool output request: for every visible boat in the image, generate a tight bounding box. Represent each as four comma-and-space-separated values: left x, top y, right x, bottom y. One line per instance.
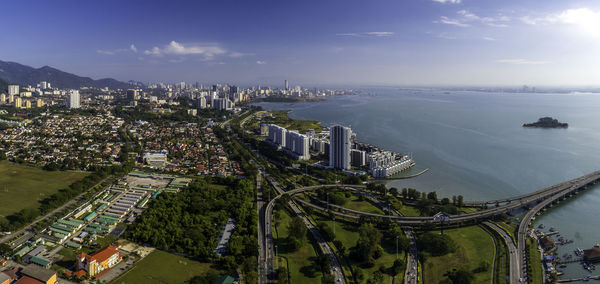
550, 227, 556, 232
559, 264, 567, 268
576, 248, 584, 256
594, 242, 600, 248
538, 224, 545, 229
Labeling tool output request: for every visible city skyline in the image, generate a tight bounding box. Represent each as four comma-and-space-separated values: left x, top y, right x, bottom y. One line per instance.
2, 0, 600, 86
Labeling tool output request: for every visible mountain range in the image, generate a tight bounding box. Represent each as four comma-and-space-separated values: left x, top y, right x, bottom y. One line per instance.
0, 60, 136, 90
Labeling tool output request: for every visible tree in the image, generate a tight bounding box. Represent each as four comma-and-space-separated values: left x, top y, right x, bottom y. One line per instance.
447, 268, 474, 284
391, 259, 405, 275
288, 216, 308, 241
457, 195, 464, 207
321, 273, 335, 284
276, 267, 288, 284
427, 191, 438, 202
350, 223, 382, 264
417, 232, 456, 256
389, 187, 399, 196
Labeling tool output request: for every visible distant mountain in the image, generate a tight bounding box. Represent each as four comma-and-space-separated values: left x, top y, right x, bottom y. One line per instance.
0, 78, 7, 93
0, 60, 136, 90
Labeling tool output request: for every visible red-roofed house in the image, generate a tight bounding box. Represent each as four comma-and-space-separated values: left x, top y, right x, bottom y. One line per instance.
75, 245, 122, 277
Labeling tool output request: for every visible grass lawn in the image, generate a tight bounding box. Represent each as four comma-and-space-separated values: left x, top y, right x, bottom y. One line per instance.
495, 221, 517, 244
112, 250, 222, 284
273, 208, 322, 284
0, 161, 88, 218
397, 205, 421, 217
343, 195, 385, 215
527, 237, 543, 284
263, 110, 323, 133
422, 226, 495, 284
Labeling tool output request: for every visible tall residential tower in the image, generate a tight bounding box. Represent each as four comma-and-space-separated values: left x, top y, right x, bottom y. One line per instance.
329, 125, 352, 170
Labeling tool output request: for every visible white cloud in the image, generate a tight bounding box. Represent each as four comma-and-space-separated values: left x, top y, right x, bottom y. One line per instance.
432, 0, 461, 4
437, 16, 470, 27
143, 41, 227, 59
256, 60, 266, 65
482, 36, 496, 41
130, 44, 137, 53
229, 52, 254, 58
336, 31, 394, 37
496, 59, 550, 65
96, 48, 128, 55
436, 10, 510, 28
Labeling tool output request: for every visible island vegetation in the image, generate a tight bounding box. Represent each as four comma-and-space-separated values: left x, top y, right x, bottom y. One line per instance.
523, 117, 568, 128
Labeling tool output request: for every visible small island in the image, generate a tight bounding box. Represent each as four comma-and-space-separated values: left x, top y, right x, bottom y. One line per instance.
523, 117, 568, 128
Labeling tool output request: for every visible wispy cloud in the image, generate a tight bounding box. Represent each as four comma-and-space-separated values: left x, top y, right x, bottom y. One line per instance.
496, 59, 550, 65
256, 60, 267, 65
143, 41, 226, 60
432, 0, 461, 4
97, 43, 139, 55
436, 10, 510, 28
97, 48, 127, 55
482, 36, 496, 41
436, 16, 470, 27
336, 31, 395, 37
229, 52, 254, 58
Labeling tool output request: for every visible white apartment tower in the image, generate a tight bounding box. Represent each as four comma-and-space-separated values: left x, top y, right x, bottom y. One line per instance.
329, 125, 352, 170
8, 85, 19, 96
68, 90, 81, 108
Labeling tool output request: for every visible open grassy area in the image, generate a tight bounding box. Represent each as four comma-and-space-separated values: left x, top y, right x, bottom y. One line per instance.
397, 205, 421, 217
342, 195, 385, 215
112, 249, 223, 284
0, 161, 88, 218
260, 110, 323, 134
527, 237, 543, 284
495, 220, 517, 244
422, 226, 495, 284
273, 207, 322, 284
482, 224, 510, 284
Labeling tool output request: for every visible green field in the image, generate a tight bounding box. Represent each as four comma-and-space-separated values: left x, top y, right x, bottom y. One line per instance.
527, 237, 543, 284
396, 205, 421, 217
422, 226, 495, 283
260, 110, 323, 134
342, 195, 385, 215
112, 250, 223, 284
0, 161, 88, 218
273, 208, 322, 284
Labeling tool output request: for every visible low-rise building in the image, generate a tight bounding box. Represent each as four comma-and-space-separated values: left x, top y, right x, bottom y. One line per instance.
75, 245, 122, 277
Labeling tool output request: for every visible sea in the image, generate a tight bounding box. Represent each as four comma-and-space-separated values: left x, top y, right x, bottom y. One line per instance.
254, 87, 600, 281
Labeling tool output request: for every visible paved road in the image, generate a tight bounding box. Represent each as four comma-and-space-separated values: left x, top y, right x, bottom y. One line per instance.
483, 221, 519, 284
516, 177, 598, 284
0, 176, 111, 244
265, 176, 346, 284
288, 172, 600, 225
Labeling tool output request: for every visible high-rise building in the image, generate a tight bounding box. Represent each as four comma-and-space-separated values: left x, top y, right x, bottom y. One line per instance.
329, 125, 352, 170
0, 93, 5, 104
40, 81, 48, 89
178, 82, 186, 89
126, 89, 139, 100
285, 130, 310, 160
68, 90, 80, 108
8, 85, 19, 96
198, 96, 207, 109
268, 124, 287, 148
36, 98, 44, 107
351, 149, 366, 167
284, 80, 289, 91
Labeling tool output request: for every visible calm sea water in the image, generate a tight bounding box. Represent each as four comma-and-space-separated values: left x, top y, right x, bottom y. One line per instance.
255, 88, 600, 281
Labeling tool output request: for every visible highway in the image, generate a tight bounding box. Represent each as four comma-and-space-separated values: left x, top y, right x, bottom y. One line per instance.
264, 176, 346, 284
285, 171, 600, 226
483, 221, 519, 284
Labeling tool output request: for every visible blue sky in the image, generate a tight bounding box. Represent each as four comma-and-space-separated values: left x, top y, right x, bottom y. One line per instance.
1, 0, 600, 86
